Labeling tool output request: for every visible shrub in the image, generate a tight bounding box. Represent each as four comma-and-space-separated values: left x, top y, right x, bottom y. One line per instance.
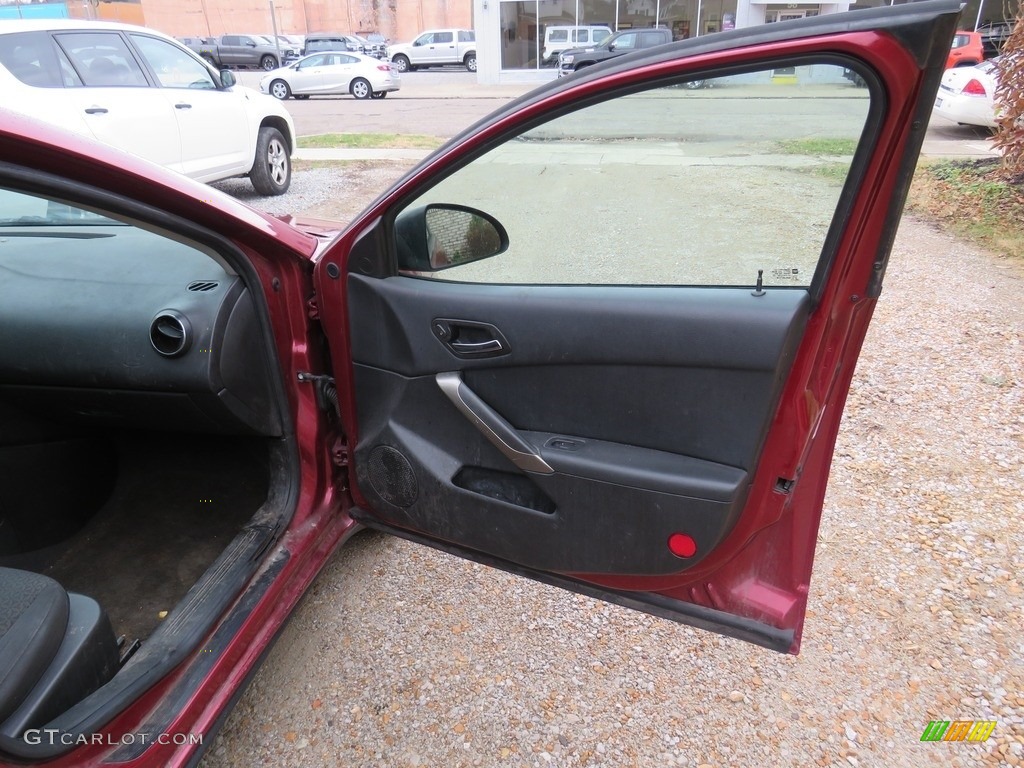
993, 12, 1024, 182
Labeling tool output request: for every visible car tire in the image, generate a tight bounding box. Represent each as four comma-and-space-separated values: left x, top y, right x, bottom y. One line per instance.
464, 52, 477, 72
371, 91, 387, 99
250, 126, 290, 196
294, 94, 310, 100
392, 55, 411, 73
260, 55, 278, 71
201, 54, 217, 66
269, 79, 291, 100
351, 77, 372, 99
684, 79, 706, 90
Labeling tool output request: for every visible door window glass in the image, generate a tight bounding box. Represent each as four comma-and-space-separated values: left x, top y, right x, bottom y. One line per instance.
434, 32, 454, 44
0, 31, 65, 88
55, 33, 148, 87
394, 62, 872, 287
130, 35, 216, 90
613, 32, 638, 50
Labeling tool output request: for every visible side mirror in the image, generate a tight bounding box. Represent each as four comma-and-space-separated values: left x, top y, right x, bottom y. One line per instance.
413, 39, 423, 47
395, 204, 508, 272
219, 69, 236, 87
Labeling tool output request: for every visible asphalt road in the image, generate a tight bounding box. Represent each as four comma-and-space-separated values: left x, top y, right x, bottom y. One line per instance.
234, 69, 998, 158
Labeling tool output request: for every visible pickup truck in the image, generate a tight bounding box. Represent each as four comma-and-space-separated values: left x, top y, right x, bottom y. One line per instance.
387, 29, 476, 72
196, 35, 300, 71
558, 27, 672, 76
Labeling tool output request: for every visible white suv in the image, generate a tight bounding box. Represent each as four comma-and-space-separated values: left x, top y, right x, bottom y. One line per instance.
542, 25, 612, 64
0, 19, 296, 195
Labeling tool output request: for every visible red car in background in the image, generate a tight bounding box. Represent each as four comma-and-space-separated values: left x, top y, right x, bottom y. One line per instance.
0, 1, 960, 765
946, 29, 985, 68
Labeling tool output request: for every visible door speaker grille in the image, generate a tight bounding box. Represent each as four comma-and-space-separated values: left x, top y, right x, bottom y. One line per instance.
367, 446, 417, 508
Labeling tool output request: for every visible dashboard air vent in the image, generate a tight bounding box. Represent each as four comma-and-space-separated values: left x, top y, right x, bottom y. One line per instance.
187, 281, 219, 292
150, 311, 192, 358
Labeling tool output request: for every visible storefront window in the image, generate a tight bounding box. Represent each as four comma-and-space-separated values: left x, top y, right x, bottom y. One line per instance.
500, 0, 738, 70
501, 1, 539, 68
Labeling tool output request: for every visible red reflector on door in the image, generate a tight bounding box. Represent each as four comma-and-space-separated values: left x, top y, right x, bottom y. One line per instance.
668, 533, 697, 558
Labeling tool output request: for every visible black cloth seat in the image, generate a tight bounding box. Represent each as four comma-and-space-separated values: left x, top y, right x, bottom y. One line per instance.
0, 568, 69, 724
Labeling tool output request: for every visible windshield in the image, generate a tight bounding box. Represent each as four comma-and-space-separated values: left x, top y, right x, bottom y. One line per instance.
0, 189, 120, 227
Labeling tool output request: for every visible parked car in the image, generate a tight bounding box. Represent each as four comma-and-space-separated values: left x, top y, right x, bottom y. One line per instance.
0, 19, 296, 195
0, 2, 960, 765
197, 34, 299, 71
254, 35, 301, 64
542, 24, 612, 64
362, 31, 389, 47
387, 28, 476, 72
946, 29, 984, 68
558, 26, 672, 76
942, 29, 983, 68
303, 32, 385, 59
176, 35, 212, 54
932, 57, 1000, 128
260, 51, 399, 100
978, 20, 1013, 58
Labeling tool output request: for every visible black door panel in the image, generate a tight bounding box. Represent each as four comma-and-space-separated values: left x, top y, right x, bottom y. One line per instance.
349, 275, 809, 575
348, 276, 810, 374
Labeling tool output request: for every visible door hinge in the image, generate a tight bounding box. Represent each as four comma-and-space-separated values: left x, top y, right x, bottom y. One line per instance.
330, 436, 349, 469
297, 371, 338, 414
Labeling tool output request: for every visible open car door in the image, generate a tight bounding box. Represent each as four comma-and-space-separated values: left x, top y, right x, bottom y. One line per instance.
314, 0, 960, 654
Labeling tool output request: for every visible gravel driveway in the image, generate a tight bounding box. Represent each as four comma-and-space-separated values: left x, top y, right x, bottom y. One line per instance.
204, 164, 1024, 768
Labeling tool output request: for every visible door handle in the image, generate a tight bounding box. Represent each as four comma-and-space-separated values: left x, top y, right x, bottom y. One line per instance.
84, 107, 108, 114
175, 103, 193, 109
432, 319, 510, 359
436, 372, 553, 474
449, 339, 503, 355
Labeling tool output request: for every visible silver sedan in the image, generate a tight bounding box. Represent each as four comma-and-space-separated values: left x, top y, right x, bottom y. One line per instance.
259, 52, 400, 100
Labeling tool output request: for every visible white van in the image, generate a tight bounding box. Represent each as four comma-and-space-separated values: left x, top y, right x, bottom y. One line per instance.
542, 25, 612, 64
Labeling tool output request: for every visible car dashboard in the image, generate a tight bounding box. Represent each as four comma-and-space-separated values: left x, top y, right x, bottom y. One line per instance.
0, 223, 282, 436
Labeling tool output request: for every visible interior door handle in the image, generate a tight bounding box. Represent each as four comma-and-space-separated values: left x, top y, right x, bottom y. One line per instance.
174, 103, 193, 109
449, 339, 503, 355
436, 372, 553, 475
432, 319, 510, 359
84, 107, 108, 114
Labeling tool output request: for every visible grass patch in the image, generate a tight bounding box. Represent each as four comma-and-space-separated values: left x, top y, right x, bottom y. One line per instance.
293, 159, 359, 170
775, 138, 858, 156
297, 133, 445, 150
907, 158, 1024, 259
810, 162, 851, 183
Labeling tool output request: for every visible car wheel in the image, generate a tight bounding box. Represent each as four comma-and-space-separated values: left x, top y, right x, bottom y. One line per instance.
294, 94, 311, 100
392, 54, 410, 73
250, 126, 290, 196
260, 55, 277, 71
684, 79, 706, 90
351, 77, 372, 99
371, 91, 387, 99
201, 54, 216, 67
464, 53, 477, 72
269, 79, 291, 100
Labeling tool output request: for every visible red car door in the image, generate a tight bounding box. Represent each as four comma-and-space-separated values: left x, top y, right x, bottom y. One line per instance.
314, 0, 961, 654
